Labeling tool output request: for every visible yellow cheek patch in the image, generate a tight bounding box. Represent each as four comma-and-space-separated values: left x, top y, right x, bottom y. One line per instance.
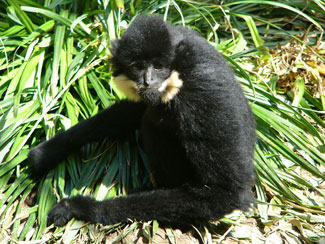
112, 70, 183, 103
160, 71, 183, 103
112, 74, 141, 102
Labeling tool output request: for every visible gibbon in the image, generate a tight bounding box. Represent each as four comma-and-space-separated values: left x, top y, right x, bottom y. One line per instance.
29, 15, 256, 227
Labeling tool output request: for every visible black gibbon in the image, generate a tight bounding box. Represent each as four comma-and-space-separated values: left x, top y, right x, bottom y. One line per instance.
28, 15, 256, 227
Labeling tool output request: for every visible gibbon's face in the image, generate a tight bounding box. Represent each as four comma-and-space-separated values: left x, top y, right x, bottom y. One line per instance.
111, 16, 183, 104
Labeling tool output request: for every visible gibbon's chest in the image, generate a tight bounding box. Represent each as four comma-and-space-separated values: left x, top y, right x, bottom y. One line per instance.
139, 108, 196, 187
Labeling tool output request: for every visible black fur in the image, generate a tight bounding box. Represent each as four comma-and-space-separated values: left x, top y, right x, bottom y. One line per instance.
29, 15, 256, 227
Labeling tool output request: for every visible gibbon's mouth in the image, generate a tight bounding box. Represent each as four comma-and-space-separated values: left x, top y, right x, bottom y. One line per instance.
113, 71, 183, 103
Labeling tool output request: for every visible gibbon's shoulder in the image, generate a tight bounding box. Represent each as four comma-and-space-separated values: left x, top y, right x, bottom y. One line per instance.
165, 24, 236, 88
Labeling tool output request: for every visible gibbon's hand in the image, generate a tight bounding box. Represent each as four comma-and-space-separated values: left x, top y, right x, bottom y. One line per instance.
28, 138, 69, 177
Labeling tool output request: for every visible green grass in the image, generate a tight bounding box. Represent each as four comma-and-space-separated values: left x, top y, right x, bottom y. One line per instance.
0, 0, 324, 243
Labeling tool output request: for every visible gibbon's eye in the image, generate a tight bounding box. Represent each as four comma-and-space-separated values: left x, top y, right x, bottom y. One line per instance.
129, 62, 143, 70
153, 63, 163, 71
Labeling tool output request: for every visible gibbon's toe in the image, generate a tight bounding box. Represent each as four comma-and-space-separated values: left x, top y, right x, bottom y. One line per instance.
47, 200, 73, 227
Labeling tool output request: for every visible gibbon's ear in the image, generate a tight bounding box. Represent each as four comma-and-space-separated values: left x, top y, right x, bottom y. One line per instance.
109, 40, 120, 57
174, 40, 195, 69
176, 39, 197, 57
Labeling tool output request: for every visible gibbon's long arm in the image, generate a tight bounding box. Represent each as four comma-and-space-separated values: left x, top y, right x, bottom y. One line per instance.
47, 185, 232, 227
28, 100, 146, 176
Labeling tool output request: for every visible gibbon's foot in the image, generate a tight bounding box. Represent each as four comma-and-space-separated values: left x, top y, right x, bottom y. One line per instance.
47, 196, 101, 227
47, 199, 73, 227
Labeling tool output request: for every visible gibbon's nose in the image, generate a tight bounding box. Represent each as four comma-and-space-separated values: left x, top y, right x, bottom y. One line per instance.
143, 68, 152, 86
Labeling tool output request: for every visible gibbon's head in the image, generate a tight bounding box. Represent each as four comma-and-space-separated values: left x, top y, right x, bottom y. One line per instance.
110, 15, 183, 105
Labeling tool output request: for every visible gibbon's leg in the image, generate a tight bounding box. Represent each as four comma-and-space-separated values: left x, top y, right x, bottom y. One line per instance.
28, 101, 146, 176
47, 186, 232, 227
